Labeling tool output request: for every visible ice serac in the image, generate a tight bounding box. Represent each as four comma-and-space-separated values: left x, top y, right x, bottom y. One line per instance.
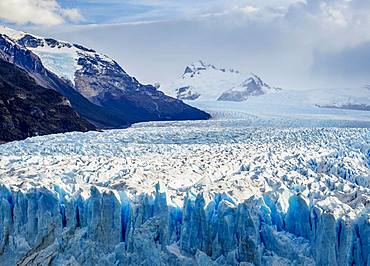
0, 184, 368, 265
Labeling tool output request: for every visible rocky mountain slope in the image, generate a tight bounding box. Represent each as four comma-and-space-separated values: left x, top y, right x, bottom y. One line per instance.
0, 26, 210, 127
0, 58, 94, 142
161, 60, 280, 101
0, 32, 129, 129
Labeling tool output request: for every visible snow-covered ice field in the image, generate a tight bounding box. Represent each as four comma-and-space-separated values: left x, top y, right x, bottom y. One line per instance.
0, 120, 369, 207
187, 99, 370, 126
0, 118, 369, 265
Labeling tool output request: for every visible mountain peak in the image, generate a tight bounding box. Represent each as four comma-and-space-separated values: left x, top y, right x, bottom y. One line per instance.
183, 60, 240, 77
0, 26, 25, 43
242, 74, 270, 89
184, 60, 211, 75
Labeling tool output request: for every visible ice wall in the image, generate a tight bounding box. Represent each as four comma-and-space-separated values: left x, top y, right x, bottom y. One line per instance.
0, 184, 368, 265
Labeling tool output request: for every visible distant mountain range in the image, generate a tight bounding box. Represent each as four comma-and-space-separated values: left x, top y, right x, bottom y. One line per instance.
161, 60, 281, 101
0, 26, 210, 140
161, 60, 370, 112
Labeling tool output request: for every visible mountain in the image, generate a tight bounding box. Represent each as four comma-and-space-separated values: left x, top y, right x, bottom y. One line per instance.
161, 60, 281, 101
0, 26, 210, 127
0, 32, 129, 129
0, 58, 95, 142
218, 75, 280, 102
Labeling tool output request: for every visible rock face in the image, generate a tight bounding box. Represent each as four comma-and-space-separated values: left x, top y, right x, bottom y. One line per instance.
176, 86, 202, 101
72, 45, 210, 123
0, 58, 94, 142
162, 60, 280, 102
0, 26, 210, 127
0, 185, 368, 265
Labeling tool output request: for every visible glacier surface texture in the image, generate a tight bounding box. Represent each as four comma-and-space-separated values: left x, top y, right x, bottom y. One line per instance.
0, 120, 369, 265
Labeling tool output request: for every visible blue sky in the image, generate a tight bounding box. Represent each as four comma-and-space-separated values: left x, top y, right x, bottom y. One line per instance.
1, 0, 370, 89
57, 0, 153, 23
53, 0, 297, 24
0, 0, 299, 25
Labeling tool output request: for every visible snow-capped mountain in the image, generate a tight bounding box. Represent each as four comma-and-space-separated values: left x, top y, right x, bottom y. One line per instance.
218, 74, 281, 101
162, 60, 280, 101
162, 60, 370, 117
0, 26, 210, 128
0, 28, 129, 129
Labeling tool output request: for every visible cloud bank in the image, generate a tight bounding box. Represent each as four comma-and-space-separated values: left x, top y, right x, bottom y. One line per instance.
0, 0, 82, 25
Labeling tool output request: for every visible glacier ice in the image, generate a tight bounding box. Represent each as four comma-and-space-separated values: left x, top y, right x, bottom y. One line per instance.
0, 185, 368, 265
0, 121, 369, 265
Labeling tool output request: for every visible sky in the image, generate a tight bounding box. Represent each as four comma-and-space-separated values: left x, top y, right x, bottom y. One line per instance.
1, 0, 370, 90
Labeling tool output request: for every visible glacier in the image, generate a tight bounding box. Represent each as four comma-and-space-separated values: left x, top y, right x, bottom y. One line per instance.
0, 121, 369, 265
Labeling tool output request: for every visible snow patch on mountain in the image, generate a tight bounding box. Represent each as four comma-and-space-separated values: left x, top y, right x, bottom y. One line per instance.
31, 48, 79, 84
29, 42, 115, 86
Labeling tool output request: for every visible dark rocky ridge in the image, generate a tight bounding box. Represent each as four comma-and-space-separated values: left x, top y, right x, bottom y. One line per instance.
0, 58, 95, 141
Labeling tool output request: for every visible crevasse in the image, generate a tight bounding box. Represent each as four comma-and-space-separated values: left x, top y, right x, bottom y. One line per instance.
0, 184, 368, 266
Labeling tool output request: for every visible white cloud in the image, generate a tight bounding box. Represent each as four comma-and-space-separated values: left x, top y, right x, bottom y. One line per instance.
239, 6, 259, 14
0, 0, 83, 26
21, 0, 370, 89
61, 8, 84, 23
